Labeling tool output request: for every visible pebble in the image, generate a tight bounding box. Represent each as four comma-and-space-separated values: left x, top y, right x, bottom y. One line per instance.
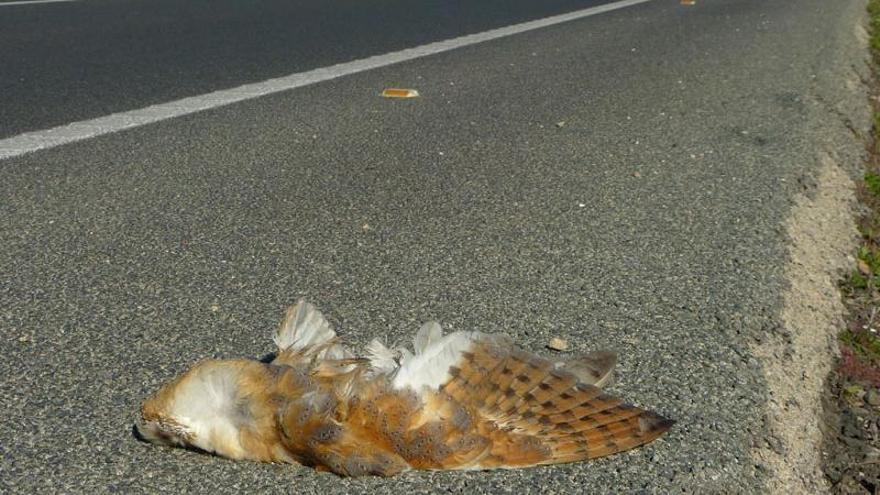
547, 337, 568, 351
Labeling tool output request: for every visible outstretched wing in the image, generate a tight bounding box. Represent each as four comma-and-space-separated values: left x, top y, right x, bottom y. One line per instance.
279, 324, 672, 475
380, 326, 672, 470
436, 337, 673, 468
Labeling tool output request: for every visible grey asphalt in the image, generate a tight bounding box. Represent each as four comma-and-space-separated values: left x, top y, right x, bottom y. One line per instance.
0, 0, 867, 493
0, 0, 619, 138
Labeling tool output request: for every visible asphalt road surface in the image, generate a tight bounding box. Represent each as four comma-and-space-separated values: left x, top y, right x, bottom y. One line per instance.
0, 0, 868, 492
0, 0, 627, 138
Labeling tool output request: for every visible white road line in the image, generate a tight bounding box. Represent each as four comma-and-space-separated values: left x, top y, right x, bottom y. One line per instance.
0, 0, 77, 7
0, 0, 653, 160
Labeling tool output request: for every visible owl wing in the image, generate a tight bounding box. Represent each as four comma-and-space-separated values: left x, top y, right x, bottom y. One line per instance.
556, 350, 617, 388
387, 327, 673, 470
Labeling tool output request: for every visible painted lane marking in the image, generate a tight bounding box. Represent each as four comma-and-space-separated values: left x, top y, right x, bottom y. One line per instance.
0, 0, 77, 7
0, 0, 653, 160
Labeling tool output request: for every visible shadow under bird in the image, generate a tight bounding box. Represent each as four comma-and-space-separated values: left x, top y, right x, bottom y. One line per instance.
136, 300, 674, 476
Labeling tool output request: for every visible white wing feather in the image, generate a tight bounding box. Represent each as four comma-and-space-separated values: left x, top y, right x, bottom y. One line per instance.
274, 303, 479, 392
391, 331, 481, 392
365, 339, 398, 374
413, 321, 443, 354
273, 300, 351, 359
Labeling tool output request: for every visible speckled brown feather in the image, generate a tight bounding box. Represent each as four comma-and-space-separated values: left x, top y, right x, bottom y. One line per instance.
437, 340, 674, 468
262, 337, 672, 473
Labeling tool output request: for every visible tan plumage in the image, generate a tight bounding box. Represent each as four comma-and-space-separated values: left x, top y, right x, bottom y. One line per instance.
136, 300, 673, 476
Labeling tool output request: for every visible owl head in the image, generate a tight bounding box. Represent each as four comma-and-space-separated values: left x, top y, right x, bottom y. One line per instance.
136, 359, 251, 459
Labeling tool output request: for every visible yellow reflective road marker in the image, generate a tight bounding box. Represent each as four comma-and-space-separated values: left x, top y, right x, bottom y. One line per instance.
382, 88, 420, 98
681, 0, 695, 5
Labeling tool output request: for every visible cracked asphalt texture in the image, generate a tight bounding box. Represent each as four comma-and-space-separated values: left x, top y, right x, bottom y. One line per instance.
0, 0, 869, 492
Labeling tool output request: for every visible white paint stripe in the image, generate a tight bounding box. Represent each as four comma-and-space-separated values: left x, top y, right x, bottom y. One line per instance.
0, 0, 77, 6
0, 0, 652, 160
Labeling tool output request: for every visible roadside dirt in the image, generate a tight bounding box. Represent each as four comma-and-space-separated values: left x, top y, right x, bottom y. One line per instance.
754, 4, 871, 493
753, 153, 858, 493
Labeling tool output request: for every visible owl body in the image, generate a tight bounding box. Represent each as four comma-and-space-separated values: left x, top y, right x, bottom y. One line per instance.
137, 301, 673, 476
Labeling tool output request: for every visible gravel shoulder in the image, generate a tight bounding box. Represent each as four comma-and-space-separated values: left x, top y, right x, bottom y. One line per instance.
754, 2, 873, 491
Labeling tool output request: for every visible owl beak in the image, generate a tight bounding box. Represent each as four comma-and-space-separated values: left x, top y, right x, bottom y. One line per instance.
133, 420, 150, 442
133, 418, 167, 444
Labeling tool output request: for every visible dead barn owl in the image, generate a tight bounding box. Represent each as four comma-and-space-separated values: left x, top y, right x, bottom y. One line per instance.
137, 300, 673, 476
